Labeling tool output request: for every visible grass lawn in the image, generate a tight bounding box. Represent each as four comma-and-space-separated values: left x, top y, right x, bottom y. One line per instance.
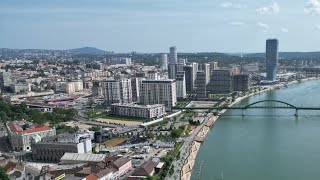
103, 138, 128, 147
99, 114, 148, 122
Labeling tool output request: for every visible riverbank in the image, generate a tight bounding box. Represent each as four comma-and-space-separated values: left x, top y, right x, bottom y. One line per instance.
179, 77, 319, 180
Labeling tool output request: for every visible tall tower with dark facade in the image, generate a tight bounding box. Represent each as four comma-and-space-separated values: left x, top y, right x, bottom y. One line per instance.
266, 39, 279, 81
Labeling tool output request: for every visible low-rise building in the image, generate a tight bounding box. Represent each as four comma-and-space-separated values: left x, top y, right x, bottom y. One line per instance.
60, 153, 106, 164
111, 157, 132, 177
6, 120, 56, 151
129, 160, 158, 179
31, 142, 83, 162
111, 103, 165, 119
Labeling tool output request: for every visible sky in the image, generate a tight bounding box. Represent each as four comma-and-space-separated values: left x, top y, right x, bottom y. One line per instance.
1, 0, 320, 53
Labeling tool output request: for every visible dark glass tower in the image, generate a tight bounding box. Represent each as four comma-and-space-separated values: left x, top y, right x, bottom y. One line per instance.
266, 39, 279, 81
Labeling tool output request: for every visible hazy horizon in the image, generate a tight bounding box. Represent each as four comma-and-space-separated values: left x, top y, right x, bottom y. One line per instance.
1, 0, 320, 53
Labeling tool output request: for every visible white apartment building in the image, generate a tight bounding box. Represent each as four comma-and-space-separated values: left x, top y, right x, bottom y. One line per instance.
102, 79, 132, 105
176, 71, 187, 98
140, 79, 177, 110
61, 81, 83, 94
111, 103, 166, 119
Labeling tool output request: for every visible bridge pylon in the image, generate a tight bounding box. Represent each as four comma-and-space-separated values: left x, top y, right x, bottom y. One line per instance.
295, 109, 298, 117
242, 109, 246, 116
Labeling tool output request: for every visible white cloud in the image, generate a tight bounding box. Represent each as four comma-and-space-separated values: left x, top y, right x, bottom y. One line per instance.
281, 27, 289, 33
257, 22, 269, 29
316, 25, 320, 30
220, 2, 247, 9
228, 21, 245, 26
305, 0, 320, 15
256, 2, 280, 15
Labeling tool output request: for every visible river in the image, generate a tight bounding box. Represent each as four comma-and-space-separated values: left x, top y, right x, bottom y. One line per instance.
191, 80, 320, 180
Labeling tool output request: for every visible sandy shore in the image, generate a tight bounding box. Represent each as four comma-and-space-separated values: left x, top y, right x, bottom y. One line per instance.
179, 78, 319, 180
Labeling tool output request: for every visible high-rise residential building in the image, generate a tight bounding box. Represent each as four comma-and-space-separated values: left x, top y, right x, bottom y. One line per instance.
233, 74, 250, 91
176, 71, 187, 98
196, 71, 207, 99
147, 71, 160, 80
169, 46, 178, 64
191, 62, 199, 88
203, 63, 211, 85
209, 62, 218, 71
168, 64, 177, 79
266, 39, 279, 81
208, 69, 233, 93
0, 71, 13, 88
102, 79, 132, 105
131, 78, 140, 103
140, 79, 177, 110
183, 65, 196, 92
161, 54, 168, 70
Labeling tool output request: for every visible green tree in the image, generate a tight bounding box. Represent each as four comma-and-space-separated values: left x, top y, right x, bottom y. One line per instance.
0, 166, 10, 180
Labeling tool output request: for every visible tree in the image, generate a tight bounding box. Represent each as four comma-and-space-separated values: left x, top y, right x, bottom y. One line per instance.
89, 126, 101, 132
0, 166, 10, 180
146, 132, 154, 139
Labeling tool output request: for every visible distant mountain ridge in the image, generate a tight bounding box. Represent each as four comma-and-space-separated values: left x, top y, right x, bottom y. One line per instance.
69, 47, 106, 54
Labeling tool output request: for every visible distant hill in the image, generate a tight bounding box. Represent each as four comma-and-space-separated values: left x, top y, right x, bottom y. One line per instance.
243, 51, 320, 59
69, 47, 105, 54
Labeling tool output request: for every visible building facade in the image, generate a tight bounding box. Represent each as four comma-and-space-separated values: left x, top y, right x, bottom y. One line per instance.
169, 46, 177, 64
176, 71, 187, 98
161, 54, 168, 70
233, 74, 250, 91
140, 79, 177, 110
208, 69, 233, 93
6, 120, 56, 151
102, 79, 132, 105
111, 103, 165, 119
196, 71, 207, 99
266, 39, 279, 81
183, 65, 194, 92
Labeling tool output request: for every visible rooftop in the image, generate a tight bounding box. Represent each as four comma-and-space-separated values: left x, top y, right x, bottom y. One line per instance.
61, 153, 106, 163
7, 120, 51, 134
112, 157, 131, 169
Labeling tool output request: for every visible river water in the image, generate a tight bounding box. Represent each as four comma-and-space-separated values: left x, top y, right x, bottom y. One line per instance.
191, 80, 320, 180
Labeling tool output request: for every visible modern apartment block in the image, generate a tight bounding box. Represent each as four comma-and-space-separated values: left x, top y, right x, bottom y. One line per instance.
102, 79, 132, 105
140, 79, 177, 110
161, 54, 168, 70
176, 71, 187, 98
196, 71, 207, 99
233, 74, 250, 91
111, 103, 166, 119
208, 69, 233, 93
169, 46, 178, 64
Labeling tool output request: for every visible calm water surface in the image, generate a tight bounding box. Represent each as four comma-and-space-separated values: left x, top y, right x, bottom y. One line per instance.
191, 80, 320, 180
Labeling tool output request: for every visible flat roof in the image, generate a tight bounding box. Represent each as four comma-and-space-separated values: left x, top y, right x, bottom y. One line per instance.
61, 153, 106, 162
111, 103, 165, 109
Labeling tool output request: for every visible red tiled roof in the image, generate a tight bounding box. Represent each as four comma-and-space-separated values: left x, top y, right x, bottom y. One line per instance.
85, 174, 98, 180
7, 121, 51, 134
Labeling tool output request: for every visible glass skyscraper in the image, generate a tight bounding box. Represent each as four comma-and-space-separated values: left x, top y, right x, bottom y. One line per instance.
266, 39, 279, 81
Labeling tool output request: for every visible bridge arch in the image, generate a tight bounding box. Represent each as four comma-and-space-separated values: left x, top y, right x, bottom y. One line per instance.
244, 100, 296, 109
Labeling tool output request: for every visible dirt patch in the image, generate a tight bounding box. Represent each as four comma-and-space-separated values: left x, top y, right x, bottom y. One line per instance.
61, 121, 92, 131
96, 118, 143, 126
103, 138, 128, 147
